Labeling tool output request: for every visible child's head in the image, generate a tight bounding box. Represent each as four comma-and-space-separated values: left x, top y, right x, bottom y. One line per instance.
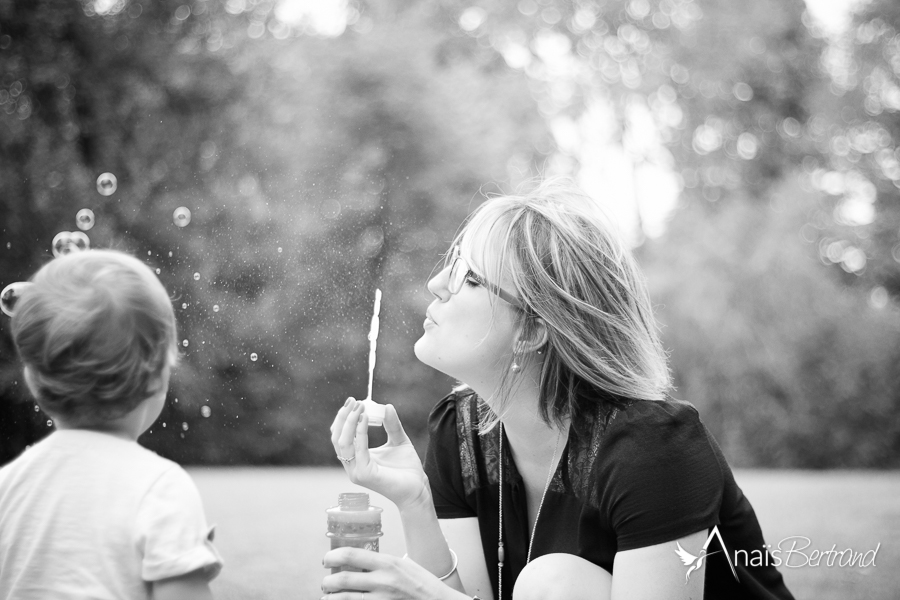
11, 249, 178, 428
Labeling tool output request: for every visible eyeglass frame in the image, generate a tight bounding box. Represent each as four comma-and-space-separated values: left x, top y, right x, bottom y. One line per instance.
445, 245, 523, 309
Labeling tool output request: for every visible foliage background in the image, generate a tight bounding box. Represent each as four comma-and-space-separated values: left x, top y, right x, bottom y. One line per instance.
1, 0, 898, 468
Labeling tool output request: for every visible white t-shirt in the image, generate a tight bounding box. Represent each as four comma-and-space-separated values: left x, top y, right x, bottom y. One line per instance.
0, 429, 222, 599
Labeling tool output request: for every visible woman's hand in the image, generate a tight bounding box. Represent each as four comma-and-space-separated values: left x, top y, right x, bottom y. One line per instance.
330, 398, 429, 511
322, 548, 460, 600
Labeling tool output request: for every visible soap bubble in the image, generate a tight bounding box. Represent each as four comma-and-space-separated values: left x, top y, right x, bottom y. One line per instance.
182, 339, 189, 347
173, 207, 191, 227
200, 406, 211, 418
277, 247, 283, 253
212, 304, 220, 312
193, 272, 200, 281
75, 208, 95, 231
52, 231, 90, 257
47, 420, 53, 427
69, 231, 90, 252
52, 232, 72, 257
34, 405, 39, 412
96, 172, 117, 196
250, 352, 258, 361
1, 281, 32, 317
182, 303, 188, 309
182, 422, 189, 431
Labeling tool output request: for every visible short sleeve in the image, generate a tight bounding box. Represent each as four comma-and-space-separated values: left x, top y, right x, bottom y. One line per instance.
424, 394, 477, 519
601, 401, 723, 552
135, 466, 224, 582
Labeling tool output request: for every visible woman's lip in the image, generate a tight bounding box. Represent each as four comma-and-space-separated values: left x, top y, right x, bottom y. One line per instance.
424, 317, 436, 328
425, 311, 437, 325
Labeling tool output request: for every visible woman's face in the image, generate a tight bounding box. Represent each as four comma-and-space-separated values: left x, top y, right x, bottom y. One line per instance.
413, 230, 521, 390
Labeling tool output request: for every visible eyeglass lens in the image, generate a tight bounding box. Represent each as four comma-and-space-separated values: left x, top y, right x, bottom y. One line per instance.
447, 253, 465, 295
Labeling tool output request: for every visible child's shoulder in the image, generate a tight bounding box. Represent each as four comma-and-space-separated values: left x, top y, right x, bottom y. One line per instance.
1, 430, 181, 486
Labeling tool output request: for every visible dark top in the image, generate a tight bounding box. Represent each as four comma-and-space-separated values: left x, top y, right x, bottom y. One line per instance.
423, 390, 794, 600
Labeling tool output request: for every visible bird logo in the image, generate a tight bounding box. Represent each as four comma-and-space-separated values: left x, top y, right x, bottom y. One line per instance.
674, 542, 720, 583
673, 526, 740, 584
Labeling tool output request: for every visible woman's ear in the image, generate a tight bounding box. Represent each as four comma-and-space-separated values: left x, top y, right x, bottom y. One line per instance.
515, 316, 549, 354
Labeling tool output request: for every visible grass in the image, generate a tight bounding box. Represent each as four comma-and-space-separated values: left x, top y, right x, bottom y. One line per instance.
191, 468, 899, 600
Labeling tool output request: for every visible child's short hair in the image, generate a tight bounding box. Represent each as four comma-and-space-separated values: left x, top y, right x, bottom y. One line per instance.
11, 249, 178, 426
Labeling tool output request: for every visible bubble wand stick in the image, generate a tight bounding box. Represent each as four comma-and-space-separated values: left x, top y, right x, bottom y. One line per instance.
360, 289, 386, 426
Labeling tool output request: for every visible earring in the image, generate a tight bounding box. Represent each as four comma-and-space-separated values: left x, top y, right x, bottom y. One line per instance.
511, 341, 524, 373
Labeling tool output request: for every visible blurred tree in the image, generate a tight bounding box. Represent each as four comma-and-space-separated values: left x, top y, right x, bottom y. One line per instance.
1, 0, 250, 462
648, 178, 900, 467
434, 0, 900, 466
0, 0, 546, 465
804, 0, 900, 296
3, 0, 899, 468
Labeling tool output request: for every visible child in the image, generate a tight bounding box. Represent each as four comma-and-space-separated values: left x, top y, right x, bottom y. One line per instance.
0, 249, 222, 599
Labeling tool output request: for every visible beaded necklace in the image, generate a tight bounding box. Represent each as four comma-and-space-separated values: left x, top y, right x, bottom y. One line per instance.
497, 422, 563, 600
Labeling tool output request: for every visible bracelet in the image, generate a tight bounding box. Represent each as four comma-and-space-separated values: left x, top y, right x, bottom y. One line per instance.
438, 548, 458, 581
402, 548, 458, 581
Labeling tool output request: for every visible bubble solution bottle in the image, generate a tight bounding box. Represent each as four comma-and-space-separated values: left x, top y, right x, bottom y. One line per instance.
326, 492, 383, 574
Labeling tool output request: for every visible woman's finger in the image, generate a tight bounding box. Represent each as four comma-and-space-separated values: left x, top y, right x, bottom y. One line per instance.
382, 404, 411, 446
321, 571, 375, 596
337, 401, 365, 460
330, 397, 356, 450
354, 411, 371, 469
324, 547, 392, 573
320, 592, 377, 600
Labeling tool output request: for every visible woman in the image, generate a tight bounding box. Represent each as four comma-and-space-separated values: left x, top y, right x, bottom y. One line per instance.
324, 179, 794, 600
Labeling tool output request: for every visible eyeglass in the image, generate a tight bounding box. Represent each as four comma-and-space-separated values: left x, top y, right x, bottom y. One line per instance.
446, 246, 523, 308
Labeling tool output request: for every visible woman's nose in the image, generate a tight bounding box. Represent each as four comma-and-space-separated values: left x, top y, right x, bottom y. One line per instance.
426, 265, 452, 301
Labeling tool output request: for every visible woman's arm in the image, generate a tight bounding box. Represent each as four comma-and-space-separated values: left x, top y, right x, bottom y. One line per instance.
323, 549, 474, 600
610, 530, 707, 600
440, 518, 493, 600
394, 479, 466, 593
330, 399, 465, 592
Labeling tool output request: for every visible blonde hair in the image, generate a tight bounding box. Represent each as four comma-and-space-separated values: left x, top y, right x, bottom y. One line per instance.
11, 249, 178, 426
454, 178, 671, 433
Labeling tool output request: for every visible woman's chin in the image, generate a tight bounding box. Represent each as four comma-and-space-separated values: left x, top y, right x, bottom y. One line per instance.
413, 338, 444, 373
412, 336, 429, 363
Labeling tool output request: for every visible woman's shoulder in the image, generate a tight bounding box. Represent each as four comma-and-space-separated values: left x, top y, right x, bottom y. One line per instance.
588, 398, 726, 551
428, 386, 479, 425
425, 387, 490, 501
594, 396, 721, 473
616, 396, 703, 424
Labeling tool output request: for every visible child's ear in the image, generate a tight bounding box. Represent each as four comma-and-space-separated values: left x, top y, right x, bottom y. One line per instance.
22, 366, 39, 398
146, 364, 172, 396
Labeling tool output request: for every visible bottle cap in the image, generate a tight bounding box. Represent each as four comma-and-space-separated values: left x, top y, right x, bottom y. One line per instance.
361, 399, 385, 427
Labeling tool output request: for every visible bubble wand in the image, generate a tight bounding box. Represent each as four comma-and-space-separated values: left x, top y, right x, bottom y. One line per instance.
360, 288, 386, 426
